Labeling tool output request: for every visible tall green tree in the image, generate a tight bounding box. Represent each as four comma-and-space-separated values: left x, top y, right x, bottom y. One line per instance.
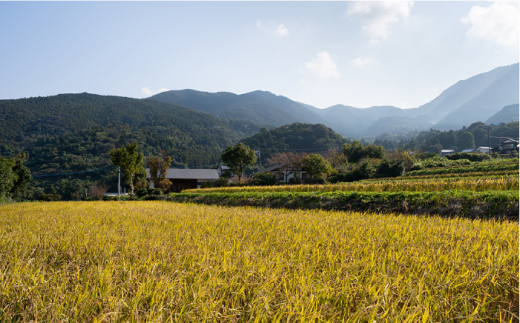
221, 143, 256, 182
458, 131, 476, 150
0, 157, 16, 201
149, 150, 172, 192
10, 152, 32, 200
343, 140, 385, 163
302, 154, 332, 179
110, 142, 145, 195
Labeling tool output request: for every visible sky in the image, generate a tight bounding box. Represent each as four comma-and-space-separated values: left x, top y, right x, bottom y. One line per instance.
0, 1, 518, 109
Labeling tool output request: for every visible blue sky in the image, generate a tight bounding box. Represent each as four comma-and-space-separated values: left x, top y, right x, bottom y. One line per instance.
0, 1, 518, 109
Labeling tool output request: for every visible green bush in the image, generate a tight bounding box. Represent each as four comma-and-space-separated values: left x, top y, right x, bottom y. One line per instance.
252, 173, 277, 186
213, 177, 230, 188
446, 152, 491, 162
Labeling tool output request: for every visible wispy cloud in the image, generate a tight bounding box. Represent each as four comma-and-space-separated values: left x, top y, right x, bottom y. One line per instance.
351, 57, 379, 70
462, 1, 519, 46
257, 20, 289, 37
141, 87, 169, 96
347, 1, 414, 43
305, 52, 339, 78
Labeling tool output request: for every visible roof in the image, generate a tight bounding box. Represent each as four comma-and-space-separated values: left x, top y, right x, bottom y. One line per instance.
461, 149, 474, 153
502, 138, 519, 144
257, 164, 304, 173
441, 149, 454, 153
146, 168, 219, 180
476, 147, 492, 150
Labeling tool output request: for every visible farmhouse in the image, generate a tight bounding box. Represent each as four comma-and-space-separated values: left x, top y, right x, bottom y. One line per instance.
146, 168, 219, 192
440, 149, 455, 157
496, 138, 519, 155
257, 165, 308, 183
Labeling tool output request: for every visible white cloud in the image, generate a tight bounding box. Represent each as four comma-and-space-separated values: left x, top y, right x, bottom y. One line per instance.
351, 57, 378, 69
347, 1, 414, 43
276, 24, 289, 37
305, 52, 339, 78
257, 20, 289, 37
462, 1, 519, 46
141, 87, 169, 96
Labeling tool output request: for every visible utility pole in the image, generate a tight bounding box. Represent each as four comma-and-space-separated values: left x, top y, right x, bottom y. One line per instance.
488, 128, 491, 155
118, 166, 121, 196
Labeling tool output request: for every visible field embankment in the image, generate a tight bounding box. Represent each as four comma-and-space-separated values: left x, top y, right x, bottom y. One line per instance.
0, 201, 517, 321
169, 190, 519, 220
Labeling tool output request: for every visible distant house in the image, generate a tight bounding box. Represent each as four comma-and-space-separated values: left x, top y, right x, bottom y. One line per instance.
146, 168, 219, 192
257, 165, 308, 183
474, 147, 493, 154
440, 149, 455, 157
461, 149, 475, 153
217, 165, 231, 177
497, 138, 519, 154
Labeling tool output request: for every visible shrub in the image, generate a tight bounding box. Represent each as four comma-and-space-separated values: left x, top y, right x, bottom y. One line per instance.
213, 177, 230, 188
446, 152, 491, 162
304, 177, 326, 184
252, 173, 277, 186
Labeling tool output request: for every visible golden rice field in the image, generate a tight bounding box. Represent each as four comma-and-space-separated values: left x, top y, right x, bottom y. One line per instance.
0, 202, 517, 322
184, 176, 519, 194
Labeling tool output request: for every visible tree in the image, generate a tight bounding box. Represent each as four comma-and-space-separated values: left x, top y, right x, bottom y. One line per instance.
458, 131, 475, 150
221, 143, 256, 182
10, 152, 32, 200
343, 140, 385, 163
267, 152, 307, 183
0, 156, 16, 201
109, 142, 145, 195
303, 154, 332, 179
149, 150, 172, 192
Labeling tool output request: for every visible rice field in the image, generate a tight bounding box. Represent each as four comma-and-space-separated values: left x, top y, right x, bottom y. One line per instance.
0, 201, 518, 322
183, 176, 519, 194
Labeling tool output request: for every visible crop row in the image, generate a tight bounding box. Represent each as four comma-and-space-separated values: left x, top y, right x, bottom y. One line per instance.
0, 202, 517, 321
404, 163, 518, 177
185, 176, 519, 194
364, 170, 519, 181
170, 190, 519, 220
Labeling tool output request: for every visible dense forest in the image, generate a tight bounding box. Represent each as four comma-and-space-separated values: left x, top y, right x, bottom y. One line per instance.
0, 93, 266, 156
240, 123, 349, 161
374, 121, 519, 152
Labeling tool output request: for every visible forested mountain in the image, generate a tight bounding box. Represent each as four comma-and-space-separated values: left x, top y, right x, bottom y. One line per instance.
240, 123, 349, 161
0, 93, 268, 157
147, 89, 329, 127
486, 104, 519, 125
148, 64, 519, 137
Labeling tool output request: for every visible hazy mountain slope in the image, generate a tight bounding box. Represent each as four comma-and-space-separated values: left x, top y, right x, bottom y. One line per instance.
148, 89, 303, 126
243, 91, 328, 124
434, 66, 519, 129
486, 104, 520, 125
364, 116, 433, 136
409, 64, 515, 122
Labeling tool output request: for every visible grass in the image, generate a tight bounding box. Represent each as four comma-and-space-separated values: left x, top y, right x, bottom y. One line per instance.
0, 201, 518, 321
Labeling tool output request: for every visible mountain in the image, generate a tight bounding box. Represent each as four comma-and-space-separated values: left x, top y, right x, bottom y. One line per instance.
486, 104, 520, 125
239, 123, 348, 161
147, 89, 333, 129
432, 64, 519, 130
147, 64, 518, 138
0, 93, 253, 164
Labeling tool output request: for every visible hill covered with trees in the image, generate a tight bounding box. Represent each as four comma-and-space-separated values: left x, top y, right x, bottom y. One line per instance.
374, 121, 519, 152
240, 123, 349, 161
0, 93, 266, 156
